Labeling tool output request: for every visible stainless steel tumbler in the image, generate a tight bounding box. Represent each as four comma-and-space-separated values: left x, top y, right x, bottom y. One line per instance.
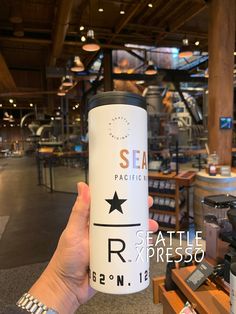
88, 91, 149, 294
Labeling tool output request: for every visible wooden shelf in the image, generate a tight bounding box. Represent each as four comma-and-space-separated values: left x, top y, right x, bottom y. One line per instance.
149, 171, 196, 232
157, 225, 177, 231
149, 171, 177, 179
150, 208, 176, 215
149, 192, 176, 198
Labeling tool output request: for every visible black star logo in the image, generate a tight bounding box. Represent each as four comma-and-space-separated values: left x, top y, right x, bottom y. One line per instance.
105, 191, 127, 214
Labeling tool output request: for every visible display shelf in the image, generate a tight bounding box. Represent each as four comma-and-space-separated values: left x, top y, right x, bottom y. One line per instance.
149, 192, 176, 198
156, 226, 177, 232
150, 208, 176, 216
153, 264, 230, 314
148, 171, 196, 231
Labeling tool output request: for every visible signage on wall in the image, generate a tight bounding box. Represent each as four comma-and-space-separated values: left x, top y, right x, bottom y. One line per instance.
220, 117, 233, 129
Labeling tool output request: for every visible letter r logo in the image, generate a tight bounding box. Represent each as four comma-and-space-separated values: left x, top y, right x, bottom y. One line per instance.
108, 238, 126, 262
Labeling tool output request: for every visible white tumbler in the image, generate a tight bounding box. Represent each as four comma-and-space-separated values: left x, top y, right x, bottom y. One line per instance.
231, 263, 236, 313
88, 91, 149, 294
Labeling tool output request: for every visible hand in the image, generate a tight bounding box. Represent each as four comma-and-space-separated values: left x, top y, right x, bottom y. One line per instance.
29, 182, 158, 314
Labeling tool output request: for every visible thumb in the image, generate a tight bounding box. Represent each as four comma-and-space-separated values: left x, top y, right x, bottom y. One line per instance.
66, 182, 90, 235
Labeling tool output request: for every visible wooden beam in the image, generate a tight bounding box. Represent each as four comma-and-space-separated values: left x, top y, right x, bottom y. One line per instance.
112, 70, 207, 83
126, 23, 208, 39
208, 0, 235, 165
0, 90, 57, 97
75, 0, 89, 27
135, 0, 163, 24
144, 0, 179, 26
0, 36, 51, 45
169, 1, 207, 32
49, 0, 74, 66
0, 53, 17, 92
156, 0, 189, 28
108, 1, 150, 43
157, 1, 207, 44
103, 49, 113, 91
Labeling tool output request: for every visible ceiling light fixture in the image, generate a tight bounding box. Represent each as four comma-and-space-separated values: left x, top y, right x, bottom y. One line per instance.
57, 91, 66, 96
9, 99, 14, 103
13, 23, 24, 37
79, 25, 84, 31
30, 103, 33, 107
13, 103, 17, 107
195, 40, 200, 46
70, 56, 85, 72
120, 4, 125, 14
62, 75, 73, 87
82, 29, 100, 52
98, 0, 104, 12
148, 3, 153, 8
145, 60, 157, 75
81, 35, 86, 42
57, 90, 66, 96
179, 38, 193, 58
57, 86, 67, 96
0, 104, 2, 107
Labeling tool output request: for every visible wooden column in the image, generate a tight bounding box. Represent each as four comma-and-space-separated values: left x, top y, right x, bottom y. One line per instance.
103, 49, 113, 91
208, 0, 235, 165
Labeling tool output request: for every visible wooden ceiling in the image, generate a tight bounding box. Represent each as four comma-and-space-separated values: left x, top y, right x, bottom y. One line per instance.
0, 0, 210, 108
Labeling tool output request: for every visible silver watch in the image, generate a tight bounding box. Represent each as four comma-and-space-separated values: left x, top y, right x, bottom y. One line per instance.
16, 292, 59, 314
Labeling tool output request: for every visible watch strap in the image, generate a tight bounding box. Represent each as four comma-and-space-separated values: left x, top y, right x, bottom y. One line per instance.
16, 292, 58, 314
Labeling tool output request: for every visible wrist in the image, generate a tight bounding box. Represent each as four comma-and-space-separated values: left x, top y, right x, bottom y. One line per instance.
29, 265, 80, 314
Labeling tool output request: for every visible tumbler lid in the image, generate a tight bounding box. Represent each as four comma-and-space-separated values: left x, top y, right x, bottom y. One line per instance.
88, 91, 146, 111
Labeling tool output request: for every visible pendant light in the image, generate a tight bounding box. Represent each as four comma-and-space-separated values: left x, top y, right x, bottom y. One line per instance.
179, 38, 193, 58
57, 90, 66, 96
70, 56, 85, 72
98, 0, 104, 12
57, 86, 67, 96
82, 0, 100, 52
120, 4, 125, 14
82, 29, 100, 52
62, 75, 73, 87
13, 23, 24, 37
145, 60, 157, 75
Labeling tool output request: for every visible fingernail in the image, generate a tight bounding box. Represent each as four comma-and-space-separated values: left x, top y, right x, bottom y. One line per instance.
78, 182, 83, 196
77, 182, 90, 204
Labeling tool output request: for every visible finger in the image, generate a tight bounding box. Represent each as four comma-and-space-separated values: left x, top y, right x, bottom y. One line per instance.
148, 196, 153, 208
149, 219, 158, 232
66, 182, 90, 234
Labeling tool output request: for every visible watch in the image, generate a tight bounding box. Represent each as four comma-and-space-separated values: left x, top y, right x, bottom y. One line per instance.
16, 292, 59, 313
